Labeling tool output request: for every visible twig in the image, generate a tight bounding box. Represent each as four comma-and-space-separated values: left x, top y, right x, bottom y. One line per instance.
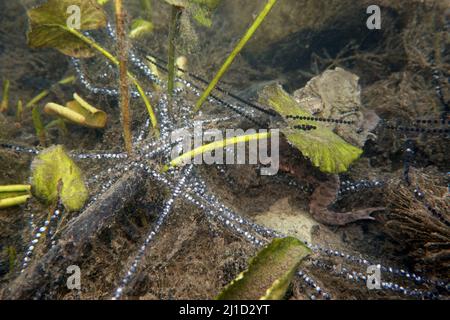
115, 0, 132, 154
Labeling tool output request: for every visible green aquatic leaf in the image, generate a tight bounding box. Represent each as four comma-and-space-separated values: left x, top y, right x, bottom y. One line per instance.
216, 237, 310, 300
31, 145, 88, 211
27, 0, 107, 58
190, 3, 213, 27
190, 0, 221, 27
66, 93, 108, 128
259, 84, 363, 173
164, 0, 220, 27
129, 18, 154, 39
44, 93, 108, 129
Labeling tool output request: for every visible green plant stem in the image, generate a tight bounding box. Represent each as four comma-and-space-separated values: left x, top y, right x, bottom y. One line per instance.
140, 0, 152, 20
164, 131, 271, 171
7, 246, 17, 273
45, 119, 68, 136
0, 195, 31, 209
32, 105, 46, 146
167, 5, 182, 96
1, 79, 10, 113
26, 76, 75, 109
16, 100, 23, 123
115, 0, 132, 154
0, 185, 31, 193
65, 27, 158, 133
44, 103, 86, 124
194, 0, 278, 112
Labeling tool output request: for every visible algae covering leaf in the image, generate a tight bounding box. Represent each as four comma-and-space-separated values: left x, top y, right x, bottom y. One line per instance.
216, 237, 310, 300
189, 0, 221, 27
27, 0, 107, 58
259, 84, 363, 174
31, 145, 88, 211
129, 18, 154, 39
164, 0, 220, 27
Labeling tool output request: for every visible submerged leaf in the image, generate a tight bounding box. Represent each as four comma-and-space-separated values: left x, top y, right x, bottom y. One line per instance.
31, 145, 88, 211
259, 84, 363, 173
67, 93, 108, 128
164, 0, 220, 27
27, 0, 107, 58
190, 0, 221, 27
216, 237, 310, 300
44, 93, 107, 129
129, 18, 154, 39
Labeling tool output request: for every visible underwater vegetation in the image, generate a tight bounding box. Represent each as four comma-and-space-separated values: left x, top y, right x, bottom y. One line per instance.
217, 237, 311, 300
0, 0, 448, 300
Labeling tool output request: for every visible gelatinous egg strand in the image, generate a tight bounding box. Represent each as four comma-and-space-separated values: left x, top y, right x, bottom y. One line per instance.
112, 164, 193, 300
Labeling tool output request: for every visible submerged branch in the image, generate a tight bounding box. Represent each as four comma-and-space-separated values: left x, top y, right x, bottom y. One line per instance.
2, 167, 146, 299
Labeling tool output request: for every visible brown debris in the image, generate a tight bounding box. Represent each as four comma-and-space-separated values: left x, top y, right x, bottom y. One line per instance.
384, 168, 449, 278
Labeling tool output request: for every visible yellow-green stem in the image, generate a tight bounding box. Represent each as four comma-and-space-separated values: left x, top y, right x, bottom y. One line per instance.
194, 0, 278, 112
1, 79, 10, 113
0, 185, 31, 193
0, 195, 31, 209
7, 246, 16, 273
140, 0, 152, 20
164, 131, 271, 171
32, 105, 46, 146
26, 76, 75, 109
16, 100, 23, 123
44, 102, 86, 124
